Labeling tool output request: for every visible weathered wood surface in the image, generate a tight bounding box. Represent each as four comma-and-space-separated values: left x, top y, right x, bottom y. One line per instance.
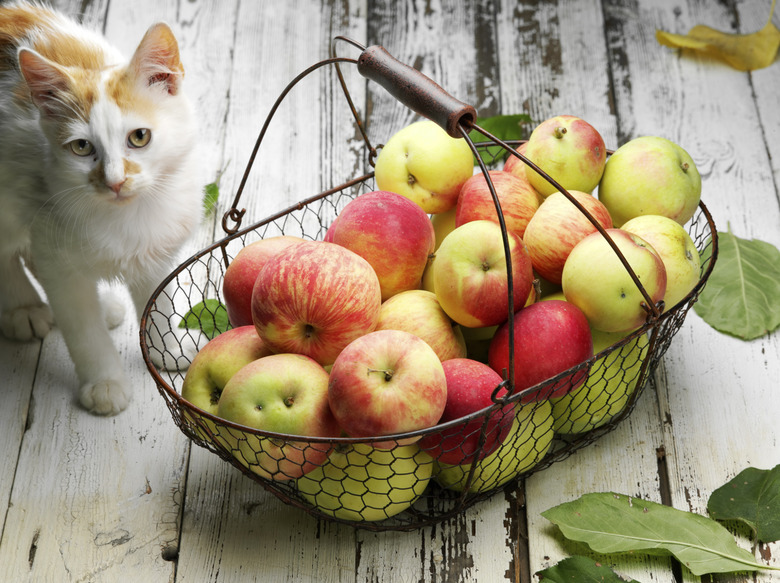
1, 1, 779, 582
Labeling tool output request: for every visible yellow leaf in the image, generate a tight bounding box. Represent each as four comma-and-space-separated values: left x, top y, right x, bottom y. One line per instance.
656, 0, 780, 71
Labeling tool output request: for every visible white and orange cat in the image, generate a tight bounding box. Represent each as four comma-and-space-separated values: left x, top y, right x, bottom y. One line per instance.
0, 2, 202, 415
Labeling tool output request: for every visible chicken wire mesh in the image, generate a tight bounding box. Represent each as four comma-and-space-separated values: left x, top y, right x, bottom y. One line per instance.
140, 39, 718, 531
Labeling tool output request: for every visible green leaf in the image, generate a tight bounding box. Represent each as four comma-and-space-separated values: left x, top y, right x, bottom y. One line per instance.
708, 465, 780, 543
537, 555, 642, 583
541, 492, 780, 576
203, 182, 220, 216
468, 113, 531, 164
694, 229, 780, 340
178, 299, 229, 339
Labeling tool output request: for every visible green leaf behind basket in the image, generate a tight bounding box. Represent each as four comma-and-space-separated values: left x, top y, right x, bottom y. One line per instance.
537, 555, 642, 583
694, 230, 780, 340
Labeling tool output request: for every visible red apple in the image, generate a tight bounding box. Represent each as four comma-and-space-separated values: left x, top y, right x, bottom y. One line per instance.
251, 240, 382, 366
433, 220, 534, 328
375, 289, 467, 361
329, 190, 435, 300
328, 329, 447, 448
222, 236, 305, 327
455, 170, 542, 239
419, 358, 514, 465
523, 190, 613, 284
488, 300, 593, 402
502, 141, 530, 181
217, 353, 341, 481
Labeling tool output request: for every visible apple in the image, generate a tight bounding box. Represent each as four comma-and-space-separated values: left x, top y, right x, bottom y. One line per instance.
419, 358, 514, 465
431, 205, 457, 251
502, 141, 531, 182
222, 236, 305, 327
374, 119, 474, 214
523, 115, 607, 197
296, 442, 434, 522
621, 214, 701, 309
329, 190, 435, 300
461, 324, 499, 364
434, 400, 554, 493
523, 190, 613, 284
597, 136, 701, 226
216, 353, 341, 481
433, 220, 534, 328
455, 170, 542, 239
327, 329, 447, 448
181, 325, 272, 415
375, 290, 467, 361
488, 299, 593, 402
251, 240, 382, 366
551, 327, 649, 434
561, 228, 667, 333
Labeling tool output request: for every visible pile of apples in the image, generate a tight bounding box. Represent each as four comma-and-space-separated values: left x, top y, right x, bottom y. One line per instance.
180, 115, 703, 522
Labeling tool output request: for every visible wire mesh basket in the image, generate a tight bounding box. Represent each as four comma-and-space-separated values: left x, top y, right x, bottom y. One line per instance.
140, 38, 718, 531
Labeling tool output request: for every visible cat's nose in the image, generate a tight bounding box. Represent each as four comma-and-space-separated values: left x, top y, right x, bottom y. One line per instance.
108, 179, 126, 194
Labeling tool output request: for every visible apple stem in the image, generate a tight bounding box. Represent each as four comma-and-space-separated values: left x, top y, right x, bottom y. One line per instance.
366, 367, 394, 382
554, 126, 567, 139
681, 162, 689, 173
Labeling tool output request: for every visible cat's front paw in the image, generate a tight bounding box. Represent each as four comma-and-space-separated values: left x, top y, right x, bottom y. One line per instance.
0, 304, 54, 341
79, 378, 131, 415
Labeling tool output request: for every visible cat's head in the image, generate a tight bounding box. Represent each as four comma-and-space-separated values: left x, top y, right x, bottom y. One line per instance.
17, 22, 197, 204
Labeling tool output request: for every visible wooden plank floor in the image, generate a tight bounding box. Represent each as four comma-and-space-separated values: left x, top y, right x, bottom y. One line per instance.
2, 1, 779, 581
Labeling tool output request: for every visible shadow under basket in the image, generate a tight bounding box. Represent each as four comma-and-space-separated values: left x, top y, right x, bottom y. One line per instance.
140, 38, 718, 532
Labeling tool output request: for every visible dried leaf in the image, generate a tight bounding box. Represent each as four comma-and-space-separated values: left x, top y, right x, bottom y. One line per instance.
656, 0, 780, 71
708, 465, 780, 543
537, 555, 642, 583
542, 492, 780, 576
694, 230, 780, 340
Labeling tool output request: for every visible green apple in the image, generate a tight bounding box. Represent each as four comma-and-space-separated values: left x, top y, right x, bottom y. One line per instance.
217, 353, 342, 481
523, 115, 607, 197
296, 442, 434, 522
598, 136, 701, 226
562, 228, 667, 333
621, 214, 701, 309
433, 400, 554, 493
375, 290, 467, 362
551, 328, 649, 434
374, 120, 474, 214
431, 205, 457, 251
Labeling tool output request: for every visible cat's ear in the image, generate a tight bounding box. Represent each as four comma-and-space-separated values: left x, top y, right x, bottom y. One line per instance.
129, 23, 184, 96
18, 48, 72, 117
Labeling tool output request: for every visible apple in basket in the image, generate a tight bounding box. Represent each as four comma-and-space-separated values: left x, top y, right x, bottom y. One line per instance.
251, 240, 382, 366
550, 327, 650, 434
328, 190, 435, 301
222, 235, 305, 327
181, 325, 272, 417
455, 169, 542, 239
374, 289, 467, 362
561, 228, 667, 333
488, 299, 593, 402
434, 400, 554, 493
433, 220, 534, 328
296, 442, 434, 522
216, 353, 341, 481
327, 329, 447, 449
523, 115, 607, 197
621, 214, 701, 309
522, 190, 613, 285
597, 136, 701, 227
374, 119, 474, 214
419, 358, 515, 465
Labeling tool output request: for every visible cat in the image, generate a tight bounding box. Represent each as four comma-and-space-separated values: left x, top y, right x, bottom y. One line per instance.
0, 2, 203, 415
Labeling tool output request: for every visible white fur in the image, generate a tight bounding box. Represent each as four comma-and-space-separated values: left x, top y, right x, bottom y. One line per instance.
0, 5, 202, 415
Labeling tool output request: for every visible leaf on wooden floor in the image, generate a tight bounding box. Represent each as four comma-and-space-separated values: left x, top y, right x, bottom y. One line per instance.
541, 492, 780, 576
468, 113, 531, 164
708, 465, 780, 543
179, 299, 229, 339
537, 555, 642, 583
693, 229, 780, 340
656, 0, 779, 71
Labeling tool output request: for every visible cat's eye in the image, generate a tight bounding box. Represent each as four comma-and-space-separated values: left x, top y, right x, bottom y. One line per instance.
128, 128, 151, 148
69, 139, 95, 157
